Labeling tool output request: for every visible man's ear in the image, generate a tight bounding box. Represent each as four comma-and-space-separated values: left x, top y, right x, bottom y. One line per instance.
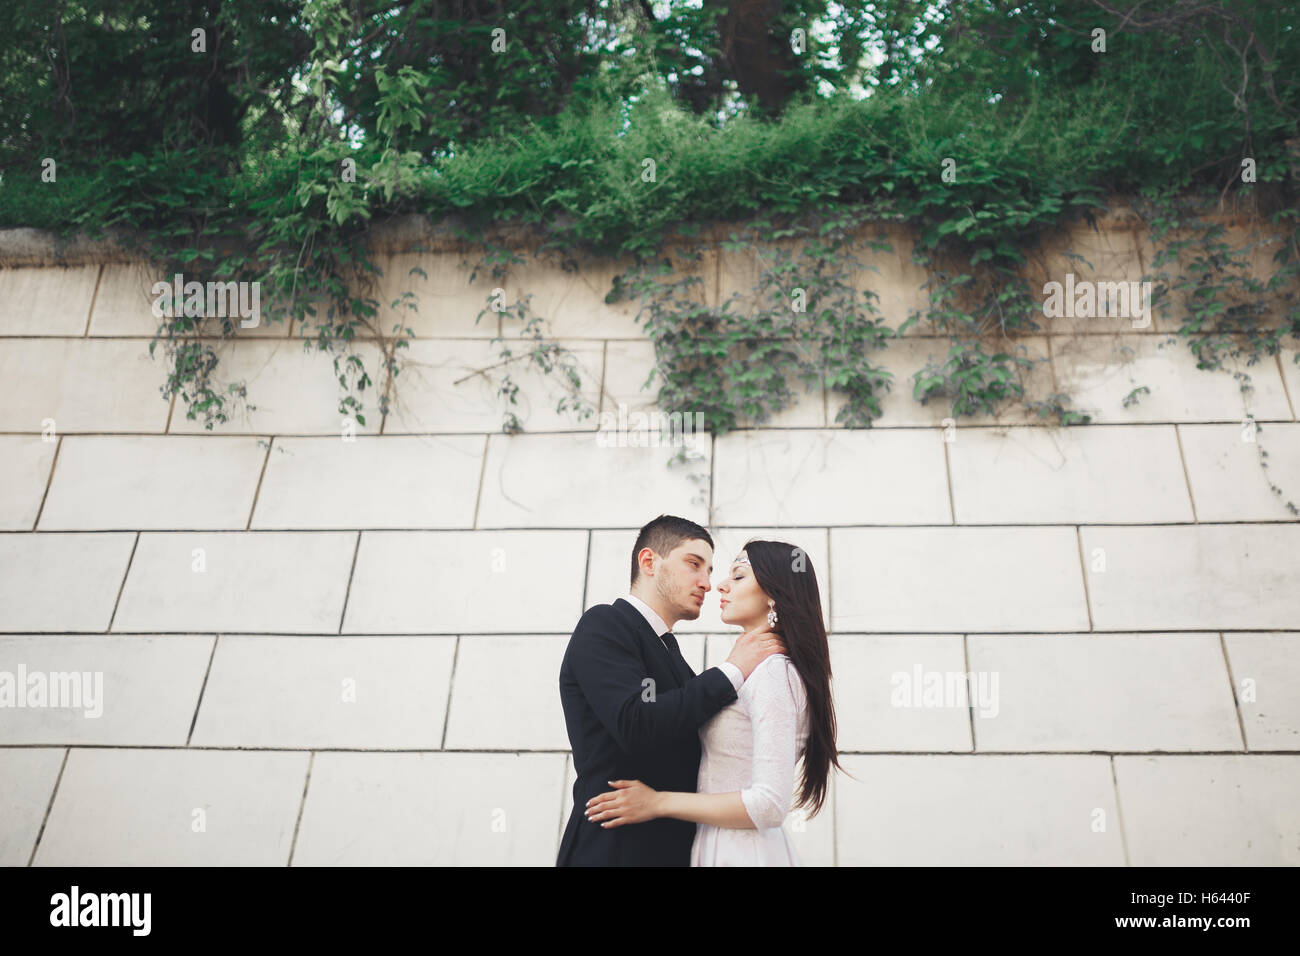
637, 547, 656, 578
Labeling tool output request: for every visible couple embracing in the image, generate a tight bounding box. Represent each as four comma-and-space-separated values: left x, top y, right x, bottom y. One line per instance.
557, 514, 842, 867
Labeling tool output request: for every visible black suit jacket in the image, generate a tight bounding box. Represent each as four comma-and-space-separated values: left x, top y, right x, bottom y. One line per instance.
556, 597, 739, 866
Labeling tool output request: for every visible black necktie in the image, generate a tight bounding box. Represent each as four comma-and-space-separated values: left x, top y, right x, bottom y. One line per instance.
659, 632, 687, 683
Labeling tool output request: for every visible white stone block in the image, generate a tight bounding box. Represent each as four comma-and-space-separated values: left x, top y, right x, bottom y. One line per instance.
343, 530, 587, 633
836, 754, 1123, 865
477, 433, 708, 528
168, 340, 384, 435
1115, 755, 1300, 865
1179, 422, 1300, 521
1081, 524, 1300, 630
713, 428, 950, 526
0, 532, 135, 632
113, 532, 356, 633
40, 436, 265, 530
1052, 334, 1291, 423
0, 265, 100, 335
34, 748, 309, 865
252, 436, 484, 529
0, 748, 65, 865
826, 634, 973, 752
385, 339, 603, 433
0, 340, 169, 432
967, 633, 1241, 751
293, 752, 565, 865
191, 635, 455, 748
443, 634, 569, 749
831, 527, 1090, 632
0, 634, 213, 745
1223, 633, 1300, 751
0, 436, 56, 530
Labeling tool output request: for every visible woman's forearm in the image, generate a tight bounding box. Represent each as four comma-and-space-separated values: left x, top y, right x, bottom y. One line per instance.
656, 790, 757, 829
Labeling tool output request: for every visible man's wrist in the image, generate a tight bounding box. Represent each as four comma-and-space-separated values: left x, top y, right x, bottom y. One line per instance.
716, 660, 744, 692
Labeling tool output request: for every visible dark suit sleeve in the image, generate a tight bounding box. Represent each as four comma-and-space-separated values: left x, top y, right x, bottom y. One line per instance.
568, 607, 738, 756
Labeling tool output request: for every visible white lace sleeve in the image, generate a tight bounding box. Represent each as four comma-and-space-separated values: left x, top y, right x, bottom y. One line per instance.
739, 657, 808, 830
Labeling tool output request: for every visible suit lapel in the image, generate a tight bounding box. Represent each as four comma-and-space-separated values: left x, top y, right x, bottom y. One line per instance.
613, 598, 687, 687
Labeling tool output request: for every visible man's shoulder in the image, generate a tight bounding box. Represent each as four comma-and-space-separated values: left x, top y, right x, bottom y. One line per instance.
562, 602, 638, 669
573, 600, 629, 633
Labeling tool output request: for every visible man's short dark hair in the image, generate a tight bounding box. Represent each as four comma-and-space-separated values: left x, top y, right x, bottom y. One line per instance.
630, 515, 714, 589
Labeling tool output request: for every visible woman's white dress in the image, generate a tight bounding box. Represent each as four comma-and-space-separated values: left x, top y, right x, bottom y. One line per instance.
690, 652, 810, 866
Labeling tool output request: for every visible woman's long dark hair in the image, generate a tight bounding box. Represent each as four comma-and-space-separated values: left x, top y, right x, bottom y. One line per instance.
743, 539, 843, 818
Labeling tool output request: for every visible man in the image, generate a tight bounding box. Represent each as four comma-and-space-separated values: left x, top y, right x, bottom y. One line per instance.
557, 514, 786, 866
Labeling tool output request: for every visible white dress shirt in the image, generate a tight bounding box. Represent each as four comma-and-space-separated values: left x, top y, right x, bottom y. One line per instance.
625, 592, 743, 692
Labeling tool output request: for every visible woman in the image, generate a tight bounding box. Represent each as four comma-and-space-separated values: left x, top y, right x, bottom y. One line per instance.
584, 539, 842, 865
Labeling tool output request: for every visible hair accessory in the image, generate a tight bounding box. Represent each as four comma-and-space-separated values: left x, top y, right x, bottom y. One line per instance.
734, 551, 750, 566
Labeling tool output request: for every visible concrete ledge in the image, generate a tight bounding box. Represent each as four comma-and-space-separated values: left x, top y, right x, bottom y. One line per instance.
3, 193, 1254, 267
0, 226, 137, 267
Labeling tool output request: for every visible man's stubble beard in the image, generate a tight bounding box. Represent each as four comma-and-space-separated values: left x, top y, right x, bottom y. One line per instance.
656, 568, 700, 621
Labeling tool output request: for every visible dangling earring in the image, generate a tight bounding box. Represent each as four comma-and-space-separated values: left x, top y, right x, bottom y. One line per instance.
767, 601, 779, 629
